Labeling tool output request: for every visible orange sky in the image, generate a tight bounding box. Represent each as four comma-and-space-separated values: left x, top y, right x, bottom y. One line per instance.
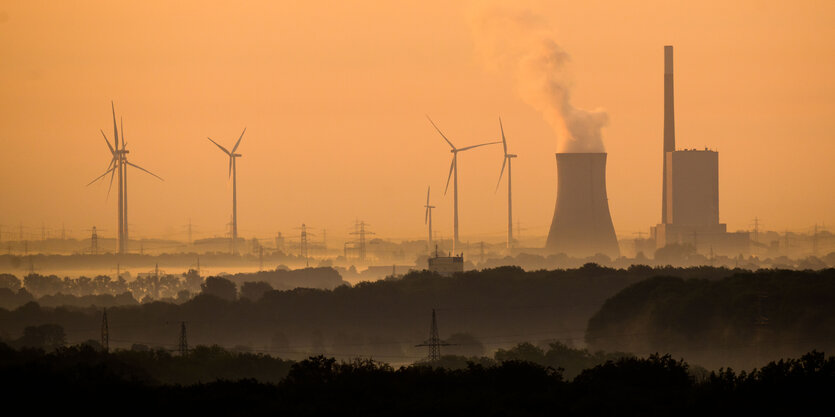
1, 0, 833, 246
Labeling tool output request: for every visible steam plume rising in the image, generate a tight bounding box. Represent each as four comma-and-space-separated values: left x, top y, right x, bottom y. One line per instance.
471, 8, 608, 153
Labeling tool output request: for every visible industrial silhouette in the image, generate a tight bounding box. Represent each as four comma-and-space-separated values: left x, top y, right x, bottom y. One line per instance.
545, 153, 620, 257
650, 46, 749, 253
427, 115, 499, 253
424, 186, 435, 251
349, 221, 374, 262
87, 102, 163, 254
298, 223, 312, 266
415, 309, 451, 361
208, 128, 246, 255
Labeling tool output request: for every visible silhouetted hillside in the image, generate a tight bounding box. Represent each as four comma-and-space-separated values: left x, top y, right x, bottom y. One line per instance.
0, 265, 742, 362
586, 268, 835, 369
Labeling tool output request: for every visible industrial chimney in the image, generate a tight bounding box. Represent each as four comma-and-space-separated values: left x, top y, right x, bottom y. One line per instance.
545, 153, 620, 258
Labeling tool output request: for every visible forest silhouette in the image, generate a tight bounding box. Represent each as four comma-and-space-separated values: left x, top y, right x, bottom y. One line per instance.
0, 340, 831, 415
3, 266, 835, 368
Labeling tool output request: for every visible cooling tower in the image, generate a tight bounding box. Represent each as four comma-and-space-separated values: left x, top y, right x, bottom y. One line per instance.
545, 153, 620, 258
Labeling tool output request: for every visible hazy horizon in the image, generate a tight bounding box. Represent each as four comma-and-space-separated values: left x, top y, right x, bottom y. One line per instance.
1, 1, 833, 245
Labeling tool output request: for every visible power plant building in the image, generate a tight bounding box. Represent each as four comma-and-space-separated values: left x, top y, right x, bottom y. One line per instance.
651, 46, 748, 255
428, 252, 464, 277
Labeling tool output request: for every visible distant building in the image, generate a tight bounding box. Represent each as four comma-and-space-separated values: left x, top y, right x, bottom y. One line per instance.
428, 248, 463, 277
651, 46, 749, 255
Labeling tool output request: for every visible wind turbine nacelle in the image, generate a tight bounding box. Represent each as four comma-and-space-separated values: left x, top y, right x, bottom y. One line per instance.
233, 154, 242, 157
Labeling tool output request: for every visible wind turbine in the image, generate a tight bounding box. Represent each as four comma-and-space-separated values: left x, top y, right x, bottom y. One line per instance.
208, 128, 245, 255
424, 186, 435, 251
495, 118, 517, 250
426, 115, 500, 253
88, 102, 163, 254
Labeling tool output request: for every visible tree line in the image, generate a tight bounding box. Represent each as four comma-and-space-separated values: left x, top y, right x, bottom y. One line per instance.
586, 268, 835, 370
0, 265, 743, 363
0, 339, 831, 415
0, 267, 347, 309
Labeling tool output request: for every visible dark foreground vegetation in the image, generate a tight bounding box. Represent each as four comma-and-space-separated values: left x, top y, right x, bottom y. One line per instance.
587, 268, 835, 369
1, 342, 831, 416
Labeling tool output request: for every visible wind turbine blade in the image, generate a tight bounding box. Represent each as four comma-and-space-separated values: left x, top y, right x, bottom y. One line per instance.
426, 115, 455, 150
426, 186, 430, 206
111, 101, 119, 150
106, 167, 117, 199
87, 166, 116, 186
228, 156, 232, 178
120, 117, 125, 150
444, 157, 454, 195
207, 137, 231, 155
495, 157, 507, 192
100, 130, 115, 155
458, 141, 501, 152
126, 161, 164, 181
500, 117, 507, 156
106, 155, 116, 172
232, 127, 246, 153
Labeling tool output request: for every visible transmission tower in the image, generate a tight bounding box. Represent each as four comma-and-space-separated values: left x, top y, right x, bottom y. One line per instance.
101, 308, 109, 353
813, 224, 819, 256
415, 309, 451, 362
349, 220, 374, 262
152, 263, 162, 299
275, 232, 285, 253
178, 321, 188, 357
91, 227, 99, 255
300, 224, 310, 267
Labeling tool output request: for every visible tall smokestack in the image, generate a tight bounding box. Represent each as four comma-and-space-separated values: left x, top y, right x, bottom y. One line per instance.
545, 153, 619, 258
662, 45, 675, 224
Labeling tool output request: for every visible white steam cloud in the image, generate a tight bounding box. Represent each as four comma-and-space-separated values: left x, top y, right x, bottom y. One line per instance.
470, 8, 608, 153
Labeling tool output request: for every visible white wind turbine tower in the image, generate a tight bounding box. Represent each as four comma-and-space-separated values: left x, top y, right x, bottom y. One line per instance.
495, 118, 517, 250
88, 102, 163, 254
427, 115, 500, 253
208, 128, 245, 255
424, 186, 435, 251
